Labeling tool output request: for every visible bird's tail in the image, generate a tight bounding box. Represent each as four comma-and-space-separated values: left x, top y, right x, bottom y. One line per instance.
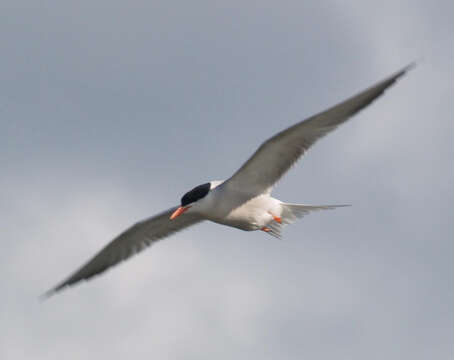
263, 203, 349, 239
280, 203, 350, 225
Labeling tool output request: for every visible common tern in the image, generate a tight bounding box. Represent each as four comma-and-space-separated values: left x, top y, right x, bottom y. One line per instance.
44, 65, 413, 297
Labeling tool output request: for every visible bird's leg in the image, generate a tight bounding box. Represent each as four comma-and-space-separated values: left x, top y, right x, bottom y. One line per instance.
268, 211, 282, 224
261, 226, 271, 232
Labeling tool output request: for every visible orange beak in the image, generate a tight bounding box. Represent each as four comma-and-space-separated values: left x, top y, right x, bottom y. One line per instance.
170, 206, 191, 220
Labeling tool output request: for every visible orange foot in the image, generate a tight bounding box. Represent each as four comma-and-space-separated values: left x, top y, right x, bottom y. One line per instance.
261, 226, 271, 232
268, 212, 282, 224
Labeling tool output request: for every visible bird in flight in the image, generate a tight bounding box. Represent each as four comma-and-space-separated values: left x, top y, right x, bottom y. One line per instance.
44, 64, 413, 297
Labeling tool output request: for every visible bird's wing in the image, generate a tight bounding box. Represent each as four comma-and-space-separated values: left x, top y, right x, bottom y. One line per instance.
44, 206, 203, 297
223, 64, 413, 197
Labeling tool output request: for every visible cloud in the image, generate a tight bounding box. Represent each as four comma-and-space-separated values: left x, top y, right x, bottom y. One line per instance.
1, 1, 453, 359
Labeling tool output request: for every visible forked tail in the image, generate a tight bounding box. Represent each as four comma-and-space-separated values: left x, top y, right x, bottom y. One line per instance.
281, 203, 350, 225
263, 203, 349, 239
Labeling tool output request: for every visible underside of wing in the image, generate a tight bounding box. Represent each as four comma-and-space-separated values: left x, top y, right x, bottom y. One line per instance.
43, 207, 203, 297
224, 64, 414, 197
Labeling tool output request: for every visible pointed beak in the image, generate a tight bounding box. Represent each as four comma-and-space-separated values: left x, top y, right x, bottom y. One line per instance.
170, 206, 191, 220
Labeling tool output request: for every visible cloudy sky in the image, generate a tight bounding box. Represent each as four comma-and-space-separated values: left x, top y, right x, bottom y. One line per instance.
1, 1, 453, 359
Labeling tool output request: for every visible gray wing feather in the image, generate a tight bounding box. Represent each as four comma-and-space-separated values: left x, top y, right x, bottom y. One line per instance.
224, 64, 413, 197
43, 207, 203, 297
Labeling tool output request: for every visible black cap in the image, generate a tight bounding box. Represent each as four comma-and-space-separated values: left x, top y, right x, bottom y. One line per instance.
181, 183, 211, 206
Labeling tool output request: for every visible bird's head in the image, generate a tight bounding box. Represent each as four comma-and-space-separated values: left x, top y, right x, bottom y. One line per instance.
170, 180, 223, 220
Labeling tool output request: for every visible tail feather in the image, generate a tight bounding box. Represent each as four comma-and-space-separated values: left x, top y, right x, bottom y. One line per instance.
262, 203, 349, 239
281, 203, 350, 225
267, 221, 283, 239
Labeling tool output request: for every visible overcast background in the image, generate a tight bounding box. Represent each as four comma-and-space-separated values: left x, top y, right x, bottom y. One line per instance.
1, 1, 453, 359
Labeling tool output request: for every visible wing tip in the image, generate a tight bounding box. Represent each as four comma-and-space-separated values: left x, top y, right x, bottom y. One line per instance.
392, 62, 417, 81
39, 283, 68, 301
39, 288, 57, 301
403, 61, 417, 72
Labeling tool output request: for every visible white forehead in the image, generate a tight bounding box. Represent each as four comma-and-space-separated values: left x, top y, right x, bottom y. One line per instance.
209, 180, 225, 189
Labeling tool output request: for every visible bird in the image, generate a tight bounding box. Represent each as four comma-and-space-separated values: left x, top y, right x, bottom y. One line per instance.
43, 64, 413, 297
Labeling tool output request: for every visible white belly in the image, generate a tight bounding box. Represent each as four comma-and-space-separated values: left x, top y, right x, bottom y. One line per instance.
206, 194, 283, 231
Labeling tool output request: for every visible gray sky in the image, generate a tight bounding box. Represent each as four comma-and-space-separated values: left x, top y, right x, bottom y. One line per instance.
1, 1, 453, 359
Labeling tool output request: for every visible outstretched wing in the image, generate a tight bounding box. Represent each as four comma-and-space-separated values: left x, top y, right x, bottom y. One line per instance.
224, 64, 413, 197
44, 207, 203, 297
